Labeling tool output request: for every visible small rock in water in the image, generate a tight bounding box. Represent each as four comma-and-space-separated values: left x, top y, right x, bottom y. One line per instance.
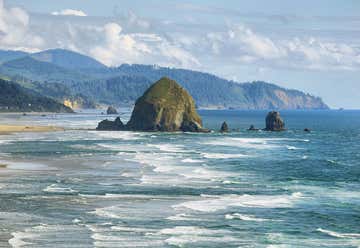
264, 111, 285, 131
220, 121, 229, 132
248, 125, 259, 131
96, 117, 125, 131
106, 106, 118, 115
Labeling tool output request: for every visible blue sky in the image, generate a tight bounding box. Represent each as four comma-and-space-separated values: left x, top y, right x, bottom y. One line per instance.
2, 0, 360, 108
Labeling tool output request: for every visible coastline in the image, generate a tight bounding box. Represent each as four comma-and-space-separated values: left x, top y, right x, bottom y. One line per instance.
0, 124, 64, 135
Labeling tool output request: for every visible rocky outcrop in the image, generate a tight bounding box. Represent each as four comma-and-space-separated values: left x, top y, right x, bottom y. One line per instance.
106, 106, 118, 115
126, 77, 208, 132
248, 125, 259, 131
96, 117, 124, 131
264, 111, 285, 131
220, 122, 229, 132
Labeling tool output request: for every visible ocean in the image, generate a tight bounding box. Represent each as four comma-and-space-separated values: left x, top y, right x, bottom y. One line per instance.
0, 110, 359, 247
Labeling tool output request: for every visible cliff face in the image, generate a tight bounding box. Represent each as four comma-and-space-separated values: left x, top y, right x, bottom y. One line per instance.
126, 77, 205, 132
241, 82, 328, 110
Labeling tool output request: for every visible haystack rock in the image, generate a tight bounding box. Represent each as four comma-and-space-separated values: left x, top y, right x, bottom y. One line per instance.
96, 117, 124, 131
126, 77, 208, 132
264, 111, 285, 131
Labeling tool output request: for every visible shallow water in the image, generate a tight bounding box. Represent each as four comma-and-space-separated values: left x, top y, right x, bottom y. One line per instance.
0, 110, 359, 247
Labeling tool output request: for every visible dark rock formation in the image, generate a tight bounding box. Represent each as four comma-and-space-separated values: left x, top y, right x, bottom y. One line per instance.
264, 111, 285, 131
96, 117, 124, 131
248, 125, 259, 131
126, 77, 208, 132
106, 106, 118, 115
220, 121, 229, 132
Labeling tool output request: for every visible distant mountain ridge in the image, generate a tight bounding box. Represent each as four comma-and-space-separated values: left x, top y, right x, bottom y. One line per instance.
0, 49, 329, 110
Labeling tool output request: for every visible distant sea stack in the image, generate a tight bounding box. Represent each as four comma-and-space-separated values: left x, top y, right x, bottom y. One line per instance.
126, 77, 208, 132
264, 111, 285, 131
96, 117, 124, 131
220, 122, 229, 132
106, 106, 118, 115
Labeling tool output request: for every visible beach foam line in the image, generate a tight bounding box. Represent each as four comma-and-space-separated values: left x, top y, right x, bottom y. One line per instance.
158, 226, 238, 246
89, 130, 144, 140
225, 213, 269, 222
1, 161, 52, 171
317, 228, 360, 238
174, 193, 303, 212
201, 153, 249, 159
43, 184, 77, 193
181, 158, 204, 163
147, 144, 187, 153
202, 137, 282, 149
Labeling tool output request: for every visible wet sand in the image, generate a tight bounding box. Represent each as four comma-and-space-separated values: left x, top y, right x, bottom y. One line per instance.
0, 124, 64, 135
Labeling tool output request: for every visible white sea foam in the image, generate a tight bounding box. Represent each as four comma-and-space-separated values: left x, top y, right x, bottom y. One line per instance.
179, 167, 234, 180
159, 226, 237, 246
8, 231, 34, 247
181, 158, 204, 163
317, 228, 360, 238
43, 184, 77, 193
147, 144, 187, 153
201, 153, 249, 159
174, 193, 303, 212
1, 161, 51, 171
286, 146, 300, 150
225, 213, 269, 222
111, 226, 154, 233
203, 137, 281, 149
166, 213, 200, 221
91, 131, 143, 140
91, 206, 122, 219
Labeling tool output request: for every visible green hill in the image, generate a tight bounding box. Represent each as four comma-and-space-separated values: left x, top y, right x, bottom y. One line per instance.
0, 79, 73, 113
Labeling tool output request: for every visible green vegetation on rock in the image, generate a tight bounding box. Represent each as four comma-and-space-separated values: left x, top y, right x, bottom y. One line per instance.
127, 77, 206, 132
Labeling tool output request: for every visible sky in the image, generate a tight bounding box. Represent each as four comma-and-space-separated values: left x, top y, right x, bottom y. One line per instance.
1, 0, 360, 108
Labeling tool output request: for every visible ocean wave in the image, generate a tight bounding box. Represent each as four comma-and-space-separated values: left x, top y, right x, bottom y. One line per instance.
166, 213, 201, 221
1, 161, 52, 171
174, 193, 303, 212
225, 213, 269, 222
147, 144, 187, 153
317, 228, 360, 238
181, 158, 204, 163
158, 226, 238, 246
90, 131, 144, 140
203, 137, 281, 149
201, 153, 249, 159
286, 146, 302, 150
43, 184, 77, 193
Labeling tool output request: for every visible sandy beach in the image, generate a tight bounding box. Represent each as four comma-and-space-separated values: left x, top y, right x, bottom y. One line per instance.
0, 124, 64, 135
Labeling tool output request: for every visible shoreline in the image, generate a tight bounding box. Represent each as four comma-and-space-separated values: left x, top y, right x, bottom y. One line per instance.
0, 124, 65, 135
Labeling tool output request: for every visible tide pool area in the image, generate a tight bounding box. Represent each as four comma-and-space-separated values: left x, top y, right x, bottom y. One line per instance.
0, 110, 359, 247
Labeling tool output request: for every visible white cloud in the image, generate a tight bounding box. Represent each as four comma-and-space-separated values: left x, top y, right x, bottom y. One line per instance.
205, 24, 360, 71
51, 9, 87, 17
90, 23, 151, 66
0, 0, 358, 72
0, 0, 44, 52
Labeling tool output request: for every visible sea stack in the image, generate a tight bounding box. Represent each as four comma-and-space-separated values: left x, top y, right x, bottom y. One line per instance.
126, 77, 208, 132
248, 125, 259, 131
96, 117, 124, 131
220, 121, 229, 132
106, 106, 118, 115
264, 111, 285, 131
